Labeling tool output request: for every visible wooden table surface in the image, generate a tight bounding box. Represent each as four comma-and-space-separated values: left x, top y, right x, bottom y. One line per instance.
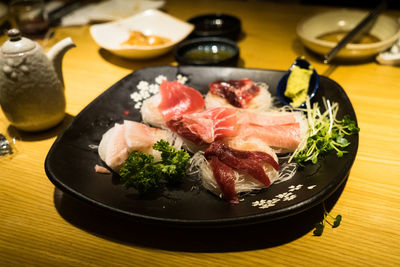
1, 0, 400, 266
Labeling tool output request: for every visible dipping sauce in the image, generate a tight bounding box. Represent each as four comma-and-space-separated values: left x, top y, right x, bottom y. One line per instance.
122, 31, 171, 46
317, 31, 380, 44
183, 44, 235, 63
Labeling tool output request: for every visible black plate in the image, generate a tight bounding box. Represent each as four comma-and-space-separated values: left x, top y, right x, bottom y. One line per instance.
45, 66, 358, 228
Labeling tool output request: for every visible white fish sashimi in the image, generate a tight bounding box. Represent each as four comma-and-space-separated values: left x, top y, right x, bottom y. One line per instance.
98, 123, 129, 171
97, 120, 182, 172
141, 94, 165, 128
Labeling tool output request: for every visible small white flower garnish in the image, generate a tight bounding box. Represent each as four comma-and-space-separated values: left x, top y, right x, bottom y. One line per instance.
177, 74, 188, 84
155, 75, 167, 84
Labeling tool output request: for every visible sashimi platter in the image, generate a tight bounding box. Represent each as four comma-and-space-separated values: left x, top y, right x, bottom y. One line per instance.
45, 65, 359, 227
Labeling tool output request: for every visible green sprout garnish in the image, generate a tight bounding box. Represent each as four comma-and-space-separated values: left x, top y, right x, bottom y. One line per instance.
313, 202, 342, 236
290, 98, 360, 166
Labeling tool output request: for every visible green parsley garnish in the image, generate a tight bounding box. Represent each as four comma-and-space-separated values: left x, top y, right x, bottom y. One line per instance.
119, 139, 190, 194
291, 98, 360, 166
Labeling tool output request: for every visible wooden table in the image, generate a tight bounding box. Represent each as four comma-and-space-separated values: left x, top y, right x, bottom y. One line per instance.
1, 1, 399, 266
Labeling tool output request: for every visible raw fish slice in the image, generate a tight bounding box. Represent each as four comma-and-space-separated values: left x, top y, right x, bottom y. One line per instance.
192, 138, 280, 195
208, 157, 239, 204
141, 94, 165, 128
158, 80, 205, 121
211, 107, 238, 139
167, 107, 238, 145
124, 120, 154, 153
227, 136, 279, 181
237, 111, 297, 127
193, 139, 279, 203
98, 123, 129, 171
205, 82, 272, 110
208, 78, 260, 108
97, 121, 182, 172
94, 164, 111, 174
205, 141, 278, 186
237, 123, 301, 152
234, 110, 307, 153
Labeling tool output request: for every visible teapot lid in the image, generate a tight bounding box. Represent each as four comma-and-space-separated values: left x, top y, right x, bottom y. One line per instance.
1, 29, 36, 54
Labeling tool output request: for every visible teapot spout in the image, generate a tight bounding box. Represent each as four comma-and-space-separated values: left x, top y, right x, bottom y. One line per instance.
47, 37, 76, 87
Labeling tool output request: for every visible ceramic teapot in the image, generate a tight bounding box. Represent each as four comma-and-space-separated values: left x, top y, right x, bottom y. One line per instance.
0, 29, 75, 132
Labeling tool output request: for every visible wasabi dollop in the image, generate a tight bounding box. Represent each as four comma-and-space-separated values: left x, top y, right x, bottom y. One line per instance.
285, 65, 313, 107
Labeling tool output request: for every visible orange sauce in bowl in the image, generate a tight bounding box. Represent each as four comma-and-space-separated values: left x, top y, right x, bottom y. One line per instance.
122, 31, 171, 46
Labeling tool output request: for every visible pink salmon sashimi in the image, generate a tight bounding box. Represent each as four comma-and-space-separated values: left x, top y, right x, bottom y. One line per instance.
167, 107, 238, 144
157, 80, 205, 121
235, 111, 302, 152
237, 111, 297, 127
236, 123, 301, 152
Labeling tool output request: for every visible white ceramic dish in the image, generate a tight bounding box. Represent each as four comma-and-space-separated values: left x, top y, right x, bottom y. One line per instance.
90, 9, 194, 59
297, 9, 400, 60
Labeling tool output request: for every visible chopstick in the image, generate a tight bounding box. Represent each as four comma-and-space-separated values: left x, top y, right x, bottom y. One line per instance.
323, 0, 387, 64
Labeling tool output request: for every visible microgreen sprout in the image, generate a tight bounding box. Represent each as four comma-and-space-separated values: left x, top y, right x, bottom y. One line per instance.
313, 201, 342, 236
289, 98, 359, 166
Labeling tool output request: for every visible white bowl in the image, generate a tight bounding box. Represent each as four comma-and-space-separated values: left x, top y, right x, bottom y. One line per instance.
297, 9, 400, 60
90, 9, 194, 59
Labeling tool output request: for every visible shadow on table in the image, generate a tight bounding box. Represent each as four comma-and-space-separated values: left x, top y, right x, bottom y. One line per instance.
6, 113, 75, 142
53, 178, 347, 252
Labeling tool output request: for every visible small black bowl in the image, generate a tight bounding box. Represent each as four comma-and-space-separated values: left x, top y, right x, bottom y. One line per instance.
187, 14, 241, 41
175, 37, 239, 66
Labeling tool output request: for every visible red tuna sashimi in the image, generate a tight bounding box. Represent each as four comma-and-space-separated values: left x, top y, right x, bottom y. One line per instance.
237, 123, 301, 152
167, 107, 238, 144
209, 156, 239, 204
157, 80, 205, 121
209, 78, 260, 108
205, 141, 279, 187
